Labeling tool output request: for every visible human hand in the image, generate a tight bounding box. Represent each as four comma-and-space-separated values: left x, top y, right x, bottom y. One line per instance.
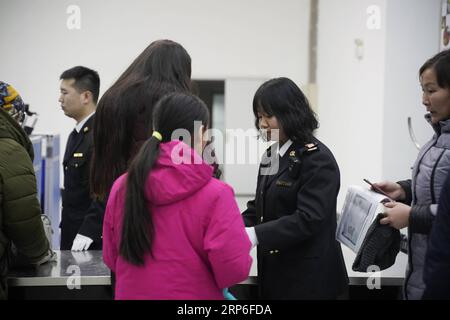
71, 234, 93, 251
371, 181, 406, 201
34, 249, 57, 266
380, 202, 411, 230
48, 249, 58, 262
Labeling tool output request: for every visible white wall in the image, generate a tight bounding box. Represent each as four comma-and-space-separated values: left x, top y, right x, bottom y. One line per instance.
382, 0, 441, 181
317, 0, 441, 209
1, 0, 443, 206
223, 78, 267, 195
0, 0, 310, 168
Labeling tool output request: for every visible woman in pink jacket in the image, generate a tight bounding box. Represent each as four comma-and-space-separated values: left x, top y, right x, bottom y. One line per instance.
103, 92, 252, 300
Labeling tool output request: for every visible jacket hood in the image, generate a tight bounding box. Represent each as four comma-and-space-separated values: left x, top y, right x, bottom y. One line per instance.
0, 108, 33, 159
144, 140, 213, 205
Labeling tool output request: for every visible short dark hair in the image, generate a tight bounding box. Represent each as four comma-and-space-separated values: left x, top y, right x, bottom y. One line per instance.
253, 77, 318, 144
419, 49, 450, 88
60, 66, 100, 103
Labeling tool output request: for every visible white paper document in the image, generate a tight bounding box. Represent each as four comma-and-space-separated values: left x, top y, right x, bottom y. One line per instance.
336, 186, 390, 254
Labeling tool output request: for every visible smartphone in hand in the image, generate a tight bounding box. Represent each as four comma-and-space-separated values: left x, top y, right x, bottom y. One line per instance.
363, 179, 392, 199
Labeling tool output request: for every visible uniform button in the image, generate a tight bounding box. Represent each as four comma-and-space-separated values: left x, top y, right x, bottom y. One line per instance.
269, 250, 274, 254
65, 166, 68, 170
275, 250, 279, 253
260, 217, 263, 222
75, 164, 78, 168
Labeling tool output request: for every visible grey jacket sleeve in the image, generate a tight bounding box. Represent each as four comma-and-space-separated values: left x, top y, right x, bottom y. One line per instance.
409, 204, 435, 234
397, 179, 435, 234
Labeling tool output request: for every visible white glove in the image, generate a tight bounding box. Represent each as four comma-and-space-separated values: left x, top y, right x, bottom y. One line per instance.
245, 227, 259, 248
71, 250, 93, 264
71, 234, 93, 251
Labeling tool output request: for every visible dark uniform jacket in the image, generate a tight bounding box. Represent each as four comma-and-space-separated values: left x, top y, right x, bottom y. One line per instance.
61, 115, 102, 250
242, 139, 349, 299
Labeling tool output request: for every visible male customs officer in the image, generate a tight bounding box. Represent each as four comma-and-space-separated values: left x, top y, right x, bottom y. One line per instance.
59, 66, 101, 251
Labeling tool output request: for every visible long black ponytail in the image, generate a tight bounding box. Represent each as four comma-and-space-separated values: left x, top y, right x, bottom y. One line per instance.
120, 92, 209, 266
120, 136, 160, 266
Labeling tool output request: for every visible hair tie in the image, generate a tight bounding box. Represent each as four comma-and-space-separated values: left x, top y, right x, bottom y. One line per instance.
152, 131, 162, 141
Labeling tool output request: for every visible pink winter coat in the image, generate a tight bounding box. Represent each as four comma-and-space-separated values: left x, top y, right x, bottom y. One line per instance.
102, 140, 252, 300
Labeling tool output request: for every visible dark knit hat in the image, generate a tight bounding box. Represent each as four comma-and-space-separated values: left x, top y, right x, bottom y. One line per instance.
352, 213, 401, 272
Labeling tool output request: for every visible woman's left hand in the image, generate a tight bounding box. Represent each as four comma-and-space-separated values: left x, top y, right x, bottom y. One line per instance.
380, 202, 411, 230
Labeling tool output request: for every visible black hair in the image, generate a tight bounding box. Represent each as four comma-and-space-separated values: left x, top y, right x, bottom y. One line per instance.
60, 66, 100, 103
252, 77, 318, 144
419, 49, 450, 88
91, 39, 192, 200
120, 92, 209, 266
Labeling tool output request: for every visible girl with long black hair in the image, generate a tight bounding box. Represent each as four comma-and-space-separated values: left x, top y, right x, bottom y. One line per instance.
103, 92, 252, 299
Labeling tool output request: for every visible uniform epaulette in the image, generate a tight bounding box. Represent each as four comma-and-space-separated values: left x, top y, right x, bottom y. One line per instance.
304, 142, 318, 152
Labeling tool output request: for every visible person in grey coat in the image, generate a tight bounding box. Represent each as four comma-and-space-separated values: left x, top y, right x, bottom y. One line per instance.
373, 49, 450, 299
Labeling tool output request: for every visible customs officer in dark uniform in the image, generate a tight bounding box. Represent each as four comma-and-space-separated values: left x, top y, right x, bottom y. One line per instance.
242, 78, 349, 299
59, 66, 102, 251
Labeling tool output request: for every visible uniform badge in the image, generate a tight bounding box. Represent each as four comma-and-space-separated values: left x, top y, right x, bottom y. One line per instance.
288, 151, 301, 179
276, 180, 293, 187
